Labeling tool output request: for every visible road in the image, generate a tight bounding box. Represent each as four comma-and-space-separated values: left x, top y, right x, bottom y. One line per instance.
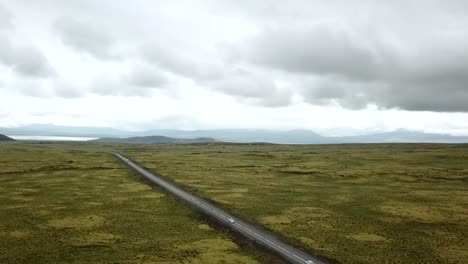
114, 153, 327, 264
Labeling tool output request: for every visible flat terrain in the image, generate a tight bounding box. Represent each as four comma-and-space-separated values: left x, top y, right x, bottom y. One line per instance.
0, 143, 263, 264
1, 142, 467, 264
121, 143, 468, 264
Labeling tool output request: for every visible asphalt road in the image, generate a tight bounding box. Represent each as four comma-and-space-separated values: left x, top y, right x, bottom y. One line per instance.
114, 153, 327, 264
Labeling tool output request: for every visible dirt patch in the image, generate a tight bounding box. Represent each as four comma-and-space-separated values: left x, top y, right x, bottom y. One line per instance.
47, 215, 106, 229
348, 233, 387, 242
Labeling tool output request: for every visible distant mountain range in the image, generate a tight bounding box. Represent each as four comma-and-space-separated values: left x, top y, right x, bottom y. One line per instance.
0, 134, 15, 141
92, 136, 217, 144
2, 124, 468, 144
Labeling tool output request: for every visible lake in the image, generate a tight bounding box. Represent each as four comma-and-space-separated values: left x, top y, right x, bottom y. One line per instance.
7, 135, 97, 141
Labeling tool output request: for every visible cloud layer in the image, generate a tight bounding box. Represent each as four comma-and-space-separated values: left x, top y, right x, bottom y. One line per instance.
0, 0, 467, 113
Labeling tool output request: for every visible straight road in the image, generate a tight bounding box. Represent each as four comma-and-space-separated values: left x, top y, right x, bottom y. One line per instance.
114, 153, 327, 264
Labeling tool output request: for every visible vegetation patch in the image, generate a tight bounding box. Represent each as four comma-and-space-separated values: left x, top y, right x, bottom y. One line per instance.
379, 203, 454, 223
118, 183, 152, 192
198, 224, 211, 230
437, 245, 468, 263
285, 207, 331, 219
9, 230, 32, 239
47, 215, 107, 229
178, 239, 259, 264
0, 143, 265, 264
347, 233, 387, 242
259, 215, 292, 225
142, 193, 165, 199
123, 143, 468, 264
69, 232, 122, 247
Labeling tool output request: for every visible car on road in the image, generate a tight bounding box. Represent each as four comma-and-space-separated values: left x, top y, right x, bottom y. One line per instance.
305, 261, 314, 264
228, 218, 235, 223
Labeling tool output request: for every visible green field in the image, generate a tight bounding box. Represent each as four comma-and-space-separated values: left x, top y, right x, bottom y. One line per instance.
121, 143, 468, 264
1, 142, 467, 264
0, 143, 264, 264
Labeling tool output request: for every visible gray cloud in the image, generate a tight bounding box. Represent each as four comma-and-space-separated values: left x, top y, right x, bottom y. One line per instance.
142, 43, 224, 81
9, 78, 51, 97
245, 27, 379, 81
53, 17, 116, 60
12, 48, 56, 77
52, 79, 84, 98
205, 70, 292, 107
233, 2, 468, 112
0, 36, 55, 77
125, 64, 168, 88
88, 65, 169, 97
0, 4, 12, 30
2, 0, 468, 112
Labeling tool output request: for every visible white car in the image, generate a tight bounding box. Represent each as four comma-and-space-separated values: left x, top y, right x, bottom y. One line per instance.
305, 261, 314, 264
228, 218, 235, 223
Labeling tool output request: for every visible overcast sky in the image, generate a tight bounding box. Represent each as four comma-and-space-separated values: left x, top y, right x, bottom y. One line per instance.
1, 0, 468, 136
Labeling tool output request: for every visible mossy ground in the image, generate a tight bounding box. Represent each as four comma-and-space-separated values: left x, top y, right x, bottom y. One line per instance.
119, 143, 468, 264
2, 142, 467, 263
0, 142, 263, 264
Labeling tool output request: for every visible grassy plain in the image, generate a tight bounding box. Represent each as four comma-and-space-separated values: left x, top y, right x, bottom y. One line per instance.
0, 142, 263, 264
121, 143, 468, 264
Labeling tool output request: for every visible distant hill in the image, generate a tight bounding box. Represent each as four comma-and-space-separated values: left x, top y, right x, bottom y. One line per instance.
3, 124, 468, 144
91, 136, 218, 144
337, 130, 468, 143
0, 134, 15, 141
